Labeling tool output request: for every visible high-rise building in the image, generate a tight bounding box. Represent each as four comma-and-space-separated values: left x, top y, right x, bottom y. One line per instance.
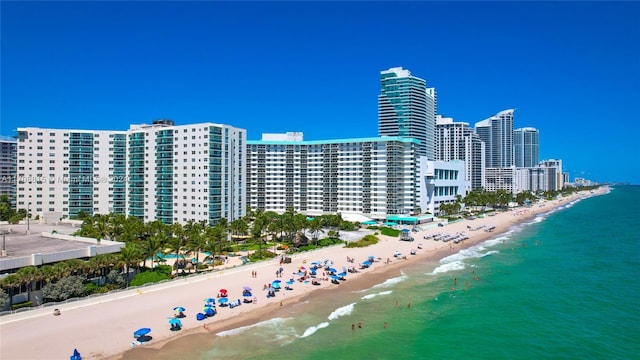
435, 115, 485, 190
0, 137, 17, 205
475, 109, 514, 168
539, 159, 564, 190
247, 134, 421, 220
378, 67, 436, 160
514, 127, 539, 167
15, 120, 246, 225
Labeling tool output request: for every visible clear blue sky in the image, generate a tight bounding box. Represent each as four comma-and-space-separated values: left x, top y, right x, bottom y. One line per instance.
2, 1, 639, 184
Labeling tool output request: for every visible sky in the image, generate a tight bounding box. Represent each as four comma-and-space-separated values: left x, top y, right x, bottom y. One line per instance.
1, 1, 639, 184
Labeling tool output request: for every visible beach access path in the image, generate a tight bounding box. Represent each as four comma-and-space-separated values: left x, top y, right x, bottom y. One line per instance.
0, 189, 603, 360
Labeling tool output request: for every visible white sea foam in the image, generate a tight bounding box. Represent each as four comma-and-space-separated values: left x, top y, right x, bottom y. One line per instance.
327, 303, 356, 320
431, 260, 465, 274
299, 322, 330, 338
360, 290, 392, 300
216, 317, 290, 337
481, 250, 499, 257
371, 274, 408, 289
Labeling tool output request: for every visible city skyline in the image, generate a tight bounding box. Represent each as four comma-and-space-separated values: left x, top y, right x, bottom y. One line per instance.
2, 2, 638, 184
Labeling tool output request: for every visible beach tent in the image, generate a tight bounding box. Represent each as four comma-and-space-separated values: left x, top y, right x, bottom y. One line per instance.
70, 349, 81, 360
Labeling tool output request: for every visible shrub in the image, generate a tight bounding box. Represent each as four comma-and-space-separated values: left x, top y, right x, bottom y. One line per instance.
130, 269, 171, 287
42, 275, 86, 301
11, 301, 33, 310
345, 234, 379, 248
380, 227, 401, 237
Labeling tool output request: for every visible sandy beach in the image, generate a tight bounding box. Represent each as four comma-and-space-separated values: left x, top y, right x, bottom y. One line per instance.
0, 188, 605, 360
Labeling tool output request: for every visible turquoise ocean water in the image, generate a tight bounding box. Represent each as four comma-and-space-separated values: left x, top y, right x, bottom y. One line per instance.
136, 187, 640, 360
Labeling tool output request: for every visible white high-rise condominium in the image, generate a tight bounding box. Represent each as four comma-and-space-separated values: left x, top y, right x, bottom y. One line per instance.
378, 67, 437, 160
435, 115, 486, 190
15, 120, 246, 225
475, 109, 515, 168
247, 134, 421, 220
514, 127, 539, 167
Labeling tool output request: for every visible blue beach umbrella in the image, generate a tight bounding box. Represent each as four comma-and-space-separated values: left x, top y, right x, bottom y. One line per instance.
133, 328, 151, 338
286, 279, 295, 285
327, 267, 337, 273
272, 282, 281, 289
168, 318, 182, 326
204, 298, 216, 304
204, 306, 216, 316
218, 297, 229, 304
173, 306, 186, 312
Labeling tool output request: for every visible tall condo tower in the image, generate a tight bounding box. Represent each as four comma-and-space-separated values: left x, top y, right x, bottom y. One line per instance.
378, 67, 436, 160
435, 115, 485, 190
474, 109, 515, 168
514, 127, 539, 167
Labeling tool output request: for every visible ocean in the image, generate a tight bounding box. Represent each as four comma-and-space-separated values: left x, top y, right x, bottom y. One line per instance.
135, 186, 640, 360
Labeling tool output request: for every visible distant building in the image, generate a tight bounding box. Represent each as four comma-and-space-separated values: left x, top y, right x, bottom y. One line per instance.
485, 167, 516, 193
435, 115, 485, 190
0, 137, 17, 205
514, 166, 559, 193
475, 109, 515, 168
378, 67, 437, 160
539, 159, 564, 190
15, 120, 246, 225
247, 134, 421, 220
514, 127, 539, 167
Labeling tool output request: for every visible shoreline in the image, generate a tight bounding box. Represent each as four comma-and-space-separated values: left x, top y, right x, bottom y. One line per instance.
0, 188, 608, 360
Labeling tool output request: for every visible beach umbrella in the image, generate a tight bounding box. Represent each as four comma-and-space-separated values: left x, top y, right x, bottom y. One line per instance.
272, 282, 281, 289
204, 306, 216, 316
204, 298, 216, 304
173, 306, 186, 312
168, 318, 182, 326
133, 328, 151, 338
338, 272, 347, 278
311, 261, 320, 265
331, 275, 341, 280
218, 298, 229, 305
219, 289, 228, 294
286, 280, 295, 285
243, 286, 252, 292
327, 267, 337, 273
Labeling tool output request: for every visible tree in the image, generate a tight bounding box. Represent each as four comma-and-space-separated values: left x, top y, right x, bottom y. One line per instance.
119, 242, 142, 287
308, 218, 324, 246
42, 275, 86, 301
0, 194, 17, 222
0, 288, 9, 310
250, 212, 268, 258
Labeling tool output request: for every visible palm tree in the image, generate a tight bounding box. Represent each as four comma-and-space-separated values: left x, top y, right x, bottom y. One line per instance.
250, 212, 268, 259
186, 221, 206, 273
229, 218, 248, 242
14, 266, 39, 303
0, 274, 20, 308
308, 218, 324, 246
119, 242, 142, 287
